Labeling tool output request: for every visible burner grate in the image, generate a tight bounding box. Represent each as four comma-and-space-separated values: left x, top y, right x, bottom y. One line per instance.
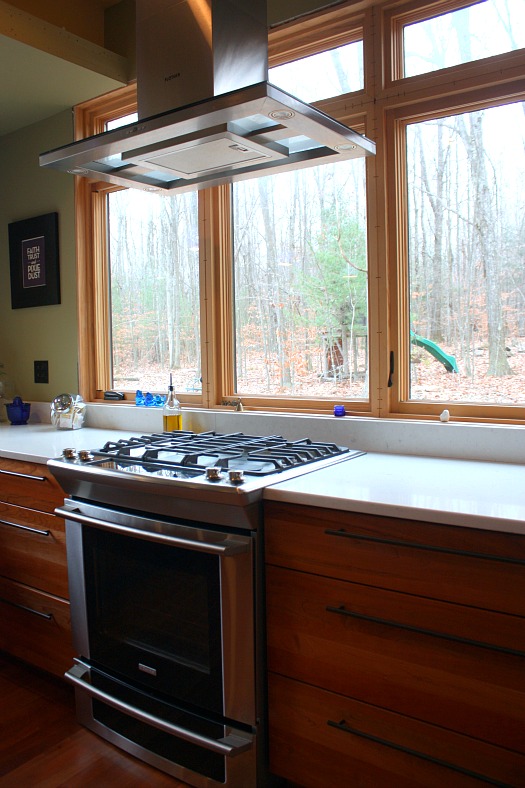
96, 431, 350, 478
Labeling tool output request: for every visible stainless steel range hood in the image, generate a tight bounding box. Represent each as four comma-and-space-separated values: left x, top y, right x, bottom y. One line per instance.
39, 0, 375, 194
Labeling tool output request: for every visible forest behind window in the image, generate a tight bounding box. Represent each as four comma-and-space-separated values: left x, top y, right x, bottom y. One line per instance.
407, 102, 525, 405
233, 159, 368, 397
403, 0, 525, 76
108, 189, 201, 393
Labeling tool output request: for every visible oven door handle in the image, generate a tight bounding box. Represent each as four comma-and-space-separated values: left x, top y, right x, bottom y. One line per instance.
56, 506, 249, 555
65, 662, 253, 757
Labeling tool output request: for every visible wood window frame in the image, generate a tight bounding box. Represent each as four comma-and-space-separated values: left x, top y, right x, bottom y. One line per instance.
385, 84, 525, 422
377, 0, 525, 423
384, 0, 525, 87
74, 0, 525, 422
75, 10, 376, 414
75, 85, 137, 402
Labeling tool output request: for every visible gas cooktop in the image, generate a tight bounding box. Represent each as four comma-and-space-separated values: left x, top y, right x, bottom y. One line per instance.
49, 430, 365, 527
59, 430, 361, 481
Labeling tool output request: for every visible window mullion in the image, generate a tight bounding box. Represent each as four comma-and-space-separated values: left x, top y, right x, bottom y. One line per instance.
200, 186, 235, 408
76, 180, 113, 401
92, 189, 112, 395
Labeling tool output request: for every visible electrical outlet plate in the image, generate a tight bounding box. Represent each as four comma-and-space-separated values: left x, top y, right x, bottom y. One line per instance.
34, 360, 49, 384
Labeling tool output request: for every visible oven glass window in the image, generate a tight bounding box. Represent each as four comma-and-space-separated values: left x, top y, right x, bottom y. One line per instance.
83, 527, 223, 713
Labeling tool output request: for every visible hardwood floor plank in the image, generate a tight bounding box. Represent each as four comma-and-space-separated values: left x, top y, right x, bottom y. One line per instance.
2, 729, 180, 787
0, 653, 188, 786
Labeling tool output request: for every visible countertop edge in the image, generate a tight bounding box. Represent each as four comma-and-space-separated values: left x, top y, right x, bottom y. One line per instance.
263, 486, 525, 535
1, 425, 523, 536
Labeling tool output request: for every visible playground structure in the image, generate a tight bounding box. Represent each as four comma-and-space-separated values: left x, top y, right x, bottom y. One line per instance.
410, 331, 459, 373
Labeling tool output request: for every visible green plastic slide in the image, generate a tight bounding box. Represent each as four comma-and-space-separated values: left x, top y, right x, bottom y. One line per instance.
410, 331, 459, 373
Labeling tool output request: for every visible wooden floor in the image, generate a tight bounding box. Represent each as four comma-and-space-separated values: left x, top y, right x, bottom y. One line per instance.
0, 653, 188, 787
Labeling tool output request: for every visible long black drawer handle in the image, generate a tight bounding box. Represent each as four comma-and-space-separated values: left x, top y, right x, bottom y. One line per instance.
326, 604, 525, 658
324, 528, 525, 565
0, 596, 53, 620
327, 719, 510, 787
0, 518, 51, 537
0, 468, 47, 483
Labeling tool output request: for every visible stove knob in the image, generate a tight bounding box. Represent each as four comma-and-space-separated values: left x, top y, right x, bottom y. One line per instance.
78, 450, 95, 462
228, 469, 244, 484
62, 448, 77, 460
205, 467, 223, 481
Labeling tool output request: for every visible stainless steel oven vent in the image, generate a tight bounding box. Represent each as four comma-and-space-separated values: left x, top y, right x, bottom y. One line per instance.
39, 0, 375, 194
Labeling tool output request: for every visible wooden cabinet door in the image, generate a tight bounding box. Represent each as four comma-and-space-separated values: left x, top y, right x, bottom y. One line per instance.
0, 502, 68, 597
265, 501, 525, 616
0, 459, 65, 513
266, 565, 525, 753
0, 576, 73, 677
268, 673, 525, 788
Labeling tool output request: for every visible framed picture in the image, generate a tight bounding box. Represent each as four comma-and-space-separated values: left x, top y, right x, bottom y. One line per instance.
8, 212, 60, 309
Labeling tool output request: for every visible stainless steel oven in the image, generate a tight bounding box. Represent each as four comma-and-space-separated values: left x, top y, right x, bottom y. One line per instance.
49, 430, 363, 787
60, 499, 257, 787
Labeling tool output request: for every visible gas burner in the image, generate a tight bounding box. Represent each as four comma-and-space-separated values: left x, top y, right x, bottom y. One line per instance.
94, 431, 353, 478
49, 430, 365, 514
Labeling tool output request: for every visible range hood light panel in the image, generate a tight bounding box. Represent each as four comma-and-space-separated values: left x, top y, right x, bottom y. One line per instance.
40, 0, 375, 192
123, 126, 289, 179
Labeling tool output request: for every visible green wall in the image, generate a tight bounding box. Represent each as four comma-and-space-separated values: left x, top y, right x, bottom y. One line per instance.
0, 110, 79, 401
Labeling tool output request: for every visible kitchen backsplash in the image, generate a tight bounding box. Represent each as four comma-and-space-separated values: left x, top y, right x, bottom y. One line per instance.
26, 401, 524, 465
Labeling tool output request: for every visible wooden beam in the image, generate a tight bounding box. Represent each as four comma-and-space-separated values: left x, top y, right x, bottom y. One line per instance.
0, 0, 129, 83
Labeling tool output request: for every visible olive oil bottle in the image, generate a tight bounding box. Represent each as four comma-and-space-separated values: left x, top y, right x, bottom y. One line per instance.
162, 373, 182, 432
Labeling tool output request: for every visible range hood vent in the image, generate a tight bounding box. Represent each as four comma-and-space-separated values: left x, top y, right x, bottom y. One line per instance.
40, 0, 375, 193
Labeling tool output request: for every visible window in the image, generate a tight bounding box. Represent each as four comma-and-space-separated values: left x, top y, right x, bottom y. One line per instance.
108, 189, 201, 393
76, 0, 525, 423
403, 0, 525, 77
269, 40, 364, 100
232, 160, 368, 399
406, 102, 525, 406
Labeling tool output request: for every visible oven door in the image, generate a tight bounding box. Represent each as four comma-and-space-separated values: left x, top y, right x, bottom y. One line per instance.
60, 502, 255, 725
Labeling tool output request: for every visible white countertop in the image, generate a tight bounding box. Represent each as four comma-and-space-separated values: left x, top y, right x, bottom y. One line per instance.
1, 424, 523, 535
0, 423, 144, 463
264, 452, 525, 535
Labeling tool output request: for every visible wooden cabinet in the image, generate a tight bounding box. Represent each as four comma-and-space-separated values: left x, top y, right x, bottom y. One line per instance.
0, 457, 73, 677
265, 501, 525, 787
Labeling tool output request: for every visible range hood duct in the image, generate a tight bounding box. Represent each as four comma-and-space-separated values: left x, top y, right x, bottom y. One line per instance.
40, 0, 375, 193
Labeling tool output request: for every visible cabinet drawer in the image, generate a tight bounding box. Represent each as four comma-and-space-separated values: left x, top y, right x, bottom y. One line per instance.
264, 502, 525, 616
0, 502, 68, 597
266, 565, 525, 753
0, 458, 65, 513
0, 576, 73, 678
268, 673, 525, 788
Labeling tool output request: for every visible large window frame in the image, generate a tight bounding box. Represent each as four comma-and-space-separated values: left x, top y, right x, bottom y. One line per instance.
382, 0, 525, 423
75, 0, 525, 423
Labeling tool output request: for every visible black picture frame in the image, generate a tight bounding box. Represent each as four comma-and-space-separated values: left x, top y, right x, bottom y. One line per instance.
8, 212, 60, 309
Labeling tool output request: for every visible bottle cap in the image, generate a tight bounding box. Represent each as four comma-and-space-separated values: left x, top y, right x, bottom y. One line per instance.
334, 405, 346, 417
